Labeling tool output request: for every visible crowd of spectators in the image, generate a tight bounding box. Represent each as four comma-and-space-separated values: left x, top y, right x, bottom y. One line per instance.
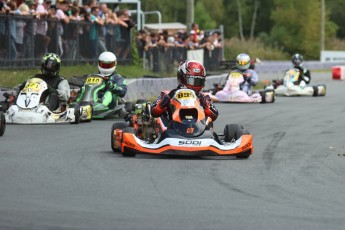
136, 23, 223, 59
0, 0, 135, 61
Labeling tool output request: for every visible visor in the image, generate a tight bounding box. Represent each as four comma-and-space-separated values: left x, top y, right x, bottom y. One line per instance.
185, 75, 205, 87
99, 61, 116, 69
237, 60, 249, 65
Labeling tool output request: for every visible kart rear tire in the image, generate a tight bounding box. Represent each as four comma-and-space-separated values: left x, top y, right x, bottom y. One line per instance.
224, 124, 244, 142
111, 122, 128, 152
136, 99, 148, 104
259, 91, 266, 103
0, 112, 5, 137
125, 102, 135, 112
121, 127, 137, 157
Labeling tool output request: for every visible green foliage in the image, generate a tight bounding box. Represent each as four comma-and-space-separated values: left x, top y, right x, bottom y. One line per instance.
194, 1, 217, 29
270, 0, 338, 59
224, 37, 289, 61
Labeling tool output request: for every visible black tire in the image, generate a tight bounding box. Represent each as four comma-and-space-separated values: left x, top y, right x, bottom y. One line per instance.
0, 101, 8, 113
312, 86, 318, 97
259, 91, 266, 103
125, 102, 135, 112
121, 127, 137, 157
224, 124, 244, 142
70, 104, 80, 124
0, 112, 5, 136
136, 99, 148, 104
111, 122, 128, 152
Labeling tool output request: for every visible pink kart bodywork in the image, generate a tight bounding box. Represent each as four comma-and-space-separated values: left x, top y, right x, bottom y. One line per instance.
207, 72, 263, 103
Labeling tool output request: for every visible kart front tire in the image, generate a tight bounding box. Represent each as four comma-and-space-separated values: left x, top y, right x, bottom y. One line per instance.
121, 127, 137, 157
71, 104, 80, 124
0, 112, 5, 136
111, 122, 128, 152
224, 124, 244, 142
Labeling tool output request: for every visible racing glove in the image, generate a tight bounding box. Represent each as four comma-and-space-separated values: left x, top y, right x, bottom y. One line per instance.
106, 81, 114, 89
303, 76, 310, 83
159, 94, 171, 109
48, 86, 58, 95
199, 93, 210, 108
299, 80, 306, 88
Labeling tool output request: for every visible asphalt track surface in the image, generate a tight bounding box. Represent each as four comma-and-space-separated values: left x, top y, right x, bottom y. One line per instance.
1, 73, 345, 230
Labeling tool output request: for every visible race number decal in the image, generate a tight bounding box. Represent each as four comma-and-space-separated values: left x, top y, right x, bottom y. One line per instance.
23, 82, 41, 93
229, 72, 243, 79
176, 90, 195, 100
86, 77, 101, 84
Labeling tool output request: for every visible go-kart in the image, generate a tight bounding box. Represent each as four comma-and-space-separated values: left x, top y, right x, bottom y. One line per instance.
0, 112, 5, 136
5, 78, 80, 124
205, 72, 275, 103
274, 69, 326, 96
0, 90, 16, 113
111, 89, 253, 158
71, 74, 129, 121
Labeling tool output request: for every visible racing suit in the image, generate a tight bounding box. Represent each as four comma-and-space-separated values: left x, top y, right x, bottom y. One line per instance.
231, 69, 259, 94
100, 71, 127, 109
151, 85, 218, 123
18, 73, 70, 111
293, 65, 311, 87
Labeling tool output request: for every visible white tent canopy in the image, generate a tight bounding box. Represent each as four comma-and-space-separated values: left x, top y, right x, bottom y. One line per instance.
143, 22, 187, 33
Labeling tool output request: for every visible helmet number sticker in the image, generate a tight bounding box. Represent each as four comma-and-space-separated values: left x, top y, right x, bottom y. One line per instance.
86, 77, 101, 84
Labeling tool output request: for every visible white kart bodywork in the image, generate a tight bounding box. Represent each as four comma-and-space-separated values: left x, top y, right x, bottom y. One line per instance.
208, 72, 274, 103
275, 69, 326, 96
5, 78, 78, 124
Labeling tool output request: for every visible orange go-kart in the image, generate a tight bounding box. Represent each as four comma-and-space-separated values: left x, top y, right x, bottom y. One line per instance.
111, 89, 253, 158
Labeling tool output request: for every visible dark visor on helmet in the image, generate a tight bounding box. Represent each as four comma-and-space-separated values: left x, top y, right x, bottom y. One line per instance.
99, 61, 116, 69
185, 76, 205, 86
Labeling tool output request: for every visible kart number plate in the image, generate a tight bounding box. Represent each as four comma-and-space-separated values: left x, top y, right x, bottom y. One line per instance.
23, 82, 41, 93
86, 77, 102, 84
229, 72, 243, 78
176, 91, 194, 100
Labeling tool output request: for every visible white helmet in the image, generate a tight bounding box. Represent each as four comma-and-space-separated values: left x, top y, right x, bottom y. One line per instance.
236, 53, 251, 70
98, 51, 117, 76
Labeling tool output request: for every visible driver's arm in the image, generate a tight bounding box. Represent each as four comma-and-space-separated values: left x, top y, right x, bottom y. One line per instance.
57, 79, 70, 102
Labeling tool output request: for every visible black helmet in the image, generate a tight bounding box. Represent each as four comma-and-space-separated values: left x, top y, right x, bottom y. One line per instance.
292, 53, 303, 67
41, 53, 61, 77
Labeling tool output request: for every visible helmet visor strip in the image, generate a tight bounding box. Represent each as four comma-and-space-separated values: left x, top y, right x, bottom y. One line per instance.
99, 61, 116, 69
185, 75, 205, 87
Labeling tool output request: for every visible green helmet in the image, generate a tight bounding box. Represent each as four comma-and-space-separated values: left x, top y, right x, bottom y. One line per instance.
41, 53, 61, 77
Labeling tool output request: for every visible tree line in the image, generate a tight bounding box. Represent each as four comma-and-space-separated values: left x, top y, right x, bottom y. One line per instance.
133, 0, 345, 59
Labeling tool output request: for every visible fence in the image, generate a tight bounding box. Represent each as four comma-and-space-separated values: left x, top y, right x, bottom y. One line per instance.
0, 14, 132, 69
142, 46, 223, 73
0, 14, 224, 72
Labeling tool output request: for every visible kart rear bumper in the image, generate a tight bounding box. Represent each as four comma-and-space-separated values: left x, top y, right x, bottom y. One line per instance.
5, 105, 76, 124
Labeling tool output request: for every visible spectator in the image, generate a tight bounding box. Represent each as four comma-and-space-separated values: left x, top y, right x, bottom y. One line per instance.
35, 0, 51, 58
105, 9, 118, 52
135, 30, 148, 58
63, 5, 80, 60
185, 30, 199, 50
116, 9, 135, 59
210, 31, 222, 48
89, 6, 105, 58
55, 0, 69, 56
